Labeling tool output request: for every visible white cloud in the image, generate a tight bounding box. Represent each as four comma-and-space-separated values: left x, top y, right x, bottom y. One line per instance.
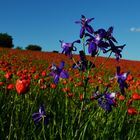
130, 27, 140, 32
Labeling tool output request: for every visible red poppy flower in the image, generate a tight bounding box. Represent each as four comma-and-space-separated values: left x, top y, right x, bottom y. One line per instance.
67, 92, 73, 98
0, 82, 4, 86
16, 79, 30, 95
50, 83, 56, 89
7, 83, 14, 90
42, 71, 47, 77
128, 107, 138, 115
5, 72, 12, 79
80, 94, 84, 101
132, 93, 140, 100
118, 95, 125, 101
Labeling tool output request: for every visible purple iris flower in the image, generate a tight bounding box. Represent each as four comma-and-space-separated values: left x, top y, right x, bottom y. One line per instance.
60, 40, 80, 58
86, 33, 99, 56
32, 104, 48, 126
115, 66, 129, 94
75, 15, 94, 38
48, 61, 69, 84
94, 27, 117, 43
105, 26, 118, 43
85, 33, 110, 56
72, 51, 95, 71
104, 40, 125, 61
94, 28, 106, 39
92, 86, 117, 112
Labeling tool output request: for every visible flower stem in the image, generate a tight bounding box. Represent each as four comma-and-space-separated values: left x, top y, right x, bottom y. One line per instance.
94, 51, 113, 76
82, 36, 86, 54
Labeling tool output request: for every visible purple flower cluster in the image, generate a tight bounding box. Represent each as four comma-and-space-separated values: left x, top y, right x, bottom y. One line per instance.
115, 66, 129, 94
32, 104, 48, 125
85, 26, 125, 60
60, 40, 80, 58
32, 15, 129, 124
60, 15, 125, 61
72, 50, 95, 71
48, 61, 69, 84
75, 15, 94, 38
92, 86, 118, 112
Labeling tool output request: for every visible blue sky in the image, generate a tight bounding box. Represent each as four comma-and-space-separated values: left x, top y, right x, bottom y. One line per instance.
0, 0, 140, 60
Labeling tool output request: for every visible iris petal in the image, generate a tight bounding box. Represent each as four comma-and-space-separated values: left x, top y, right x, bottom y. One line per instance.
85, 25, 94, 34
80, 28, 85, 38
39, 105, 46, 115
54, 75, 59, 84
59, 61, 65, 70
34, 116, 42, 124
32, 113, 41, 118
60, 70, 69, 78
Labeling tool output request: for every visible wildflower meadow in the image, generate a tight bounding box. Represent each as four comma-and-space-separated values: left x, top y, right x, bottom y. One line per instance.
0, 15, 140, 140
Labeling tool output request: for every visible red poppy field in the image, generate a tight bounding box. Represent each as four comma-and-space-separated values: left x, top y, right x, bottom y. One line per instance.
0, 47, 140, 140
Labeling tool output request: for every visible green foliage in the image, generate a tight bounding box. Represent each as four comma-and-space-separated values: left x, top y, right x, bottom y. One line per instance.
15, 46, 23, 50
52, 50, 59, 53
25, 44, 42, 51
0, 33, 14, 48
0, 48, 140, 140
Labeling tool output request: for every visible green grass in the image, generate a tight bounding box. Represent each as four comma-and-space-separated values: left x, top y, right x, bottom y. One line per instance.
0, 48, 140, 140
0, 81, 140, 140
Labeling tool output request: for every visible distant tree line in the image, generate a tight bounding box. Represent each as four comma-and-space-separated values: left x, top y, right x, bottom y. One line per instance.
0, 32, 42, 51
0, 33, 14, 48
25, 44, 42, 51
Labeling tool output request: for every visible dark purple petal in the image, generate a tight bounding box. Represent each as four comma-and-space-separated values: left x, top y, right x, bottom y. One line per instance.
59, 61, 65, 70
120, 73, 127, 81
88, 42, 98, 56
120, 85, 125, 95
87, 18, 94, 23
39, 104, 46, 115
116, 66, 120, 75
72, 62, 79, 69
32, 113, 42, 124
98, 41, 110, 48
85, 33, 94, 39
75, 21, 81, 24
34, 116, 42, 124
72, 39, 81, 44
111, 37, 118, 43
96, 29, 106, 38
106, 97, 115, 105
48, 72, 55, 77
60, 70, 69, 79
32, 112, 41, 118
81, 15, 86, 19
109, 39, 115, 48
107, 26, 113, 34
116, 66, 129, 94
54, 75, 59, 84
88, 42, 95, 53
85, 25, 94, 34
80, 27, 85, 38
98, 98, 112, 112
